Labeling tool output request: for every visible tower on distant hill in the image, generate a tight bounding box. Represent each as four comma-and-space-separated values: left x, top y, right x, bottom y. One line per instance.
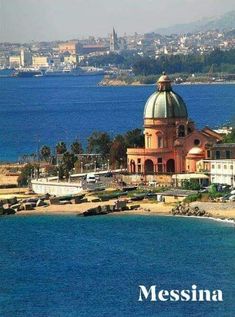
110, 28, 119, 52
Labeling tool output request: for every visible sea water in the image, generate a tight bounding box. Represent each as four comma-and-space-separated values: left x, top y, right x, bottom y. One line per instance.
0, 215, 234, 316
0, 76, 235, 161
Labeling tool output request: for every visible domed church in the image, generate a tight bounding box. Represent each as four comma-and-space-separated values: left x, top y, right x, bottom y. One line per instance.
127, 74, 222, 175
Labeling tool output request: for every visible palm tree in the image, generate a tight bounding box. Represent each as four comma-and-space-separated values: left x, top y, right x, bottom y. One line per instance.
56, 141, 67, 154
40, 145, 51, 162
71, 139, 83, 154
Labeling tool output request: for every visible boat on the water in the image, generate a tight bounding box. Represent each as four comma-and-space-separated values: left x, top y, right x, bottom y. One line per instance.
13, 68, 43, 78
44, 66, 105, 77
44, 65, 81, 77
79, 66, 105, 76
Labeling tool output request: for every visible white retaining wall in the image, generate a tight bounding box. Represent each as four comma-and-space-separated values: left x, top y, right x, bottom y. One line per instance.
31, 179, 83, 196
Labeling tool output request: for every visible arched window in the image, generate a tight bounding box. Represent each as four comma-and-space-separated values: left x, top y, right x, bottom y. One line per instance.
166, 159, 175, 173
178, 125, 185, 137
145, 159, 154, 174
130, 160, 136, 173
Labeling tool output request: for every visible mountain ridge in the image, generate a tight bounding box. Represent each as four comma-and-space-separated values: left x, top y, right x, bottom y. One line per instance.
154, 10, 235, 35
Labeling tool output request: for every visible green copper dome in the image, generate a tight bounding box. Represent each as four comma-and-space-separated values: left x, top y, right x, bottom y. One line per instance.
144, 74, 188, 119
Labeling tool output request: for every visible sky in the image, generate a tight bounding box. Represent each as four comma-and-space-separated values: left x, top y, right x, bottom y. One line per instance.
1, 0, 235, 42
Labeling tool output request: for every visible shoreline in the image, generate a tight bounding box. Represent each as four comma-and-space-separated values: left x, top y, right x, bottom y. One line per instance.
15, 200, 235, 225
99, 78, 235, 87
15, 209, 235, 226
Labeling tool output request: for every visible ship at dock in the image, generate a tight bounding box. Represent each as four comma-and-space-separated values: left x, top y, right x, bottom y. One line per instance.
12, 68, 43, 78
44, 66, 105, 77
3, 65, 105, 78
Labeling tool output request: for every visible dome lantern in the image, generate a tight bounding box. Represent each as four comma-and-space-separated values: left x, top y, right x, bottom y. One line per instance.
157, 72, 172, 92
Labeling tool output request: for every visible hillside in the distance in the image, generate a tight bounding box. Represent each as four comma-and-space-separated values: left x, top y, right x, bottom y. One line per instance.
154, 10, 235, 35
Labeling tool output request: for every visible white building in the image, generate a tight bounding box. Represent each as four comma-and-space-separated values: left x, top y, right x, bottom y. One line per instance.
9, 55, 21, 67
32, 56, 49, 68
20, 49, 32, 67
203, 160, 235, 187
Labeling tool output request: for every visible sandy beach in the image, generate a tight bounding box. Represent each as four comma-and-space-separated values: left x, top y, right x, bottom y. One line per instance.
17, 199, 235, 221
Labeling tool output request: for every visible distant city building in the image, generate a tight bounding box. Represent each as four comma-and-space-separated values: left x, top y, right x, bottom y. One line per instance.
20, 49, 32, 67
9, 55, 21, 67
48, 56, 61, 66
110, 28, 119, 52
32, 56, 49, 68
81, 44, 108, 55
63, 54, 78, 65
0, 55, 8, 67
58, 41, 80, 55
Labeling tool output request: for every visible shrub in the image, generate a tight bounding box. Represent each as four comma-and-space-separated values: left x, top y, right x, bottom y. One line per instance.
183, 193, 202, 203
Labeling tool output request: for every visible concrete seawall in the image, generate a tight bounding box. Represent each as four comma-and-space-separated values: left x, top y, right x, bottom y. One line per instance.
31, 179, 83, 196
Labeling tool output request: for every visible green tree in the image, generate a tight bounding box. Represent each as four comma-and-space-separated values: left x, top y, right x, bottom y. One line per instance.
17, 163, 39, 187
223, 118, 235, 143
56, 141, 67, 154
124, 128, 144, 148
71, 139, 83, 154
40, 145, 51, 162
182, 179, 201, 190
60, 152, 77, 180
87, 131, 111, 158
223, 128, 235, 143
110, 135, 127, 168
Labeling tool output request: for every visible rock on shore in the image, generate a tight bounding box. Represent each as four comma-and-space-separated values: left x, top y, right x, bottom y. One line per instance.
171, 203, 211, 217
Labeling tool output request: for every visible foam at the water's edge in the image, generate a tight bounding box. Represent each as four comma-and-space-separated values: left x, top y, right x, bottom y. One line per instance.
174, 214, 235, 225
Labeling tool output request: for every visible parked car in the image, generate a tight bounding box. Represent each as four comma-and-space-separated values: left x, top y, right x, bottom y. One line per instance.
95, 174, 100, 181
104, 172, 113, 177
86, 173, 96, 183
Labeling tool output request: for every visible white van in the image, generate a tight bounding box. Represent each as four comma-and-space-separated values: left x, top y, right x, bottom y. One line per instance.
86, 173, 96, 183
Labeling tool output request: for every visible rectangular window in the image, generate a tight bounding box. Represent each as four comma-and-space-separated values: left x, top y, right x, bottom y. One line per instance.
157, 136, 163, 148
146, 136, 151, 148
226, 151, 231, 159
207, 150, 211, 158
215, 151, 220, 159
157, 157, 163, 173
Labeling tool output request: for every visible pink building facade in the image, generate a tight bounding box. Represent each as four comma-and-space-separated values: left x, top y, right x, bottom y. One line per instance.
127, 74, 222, 174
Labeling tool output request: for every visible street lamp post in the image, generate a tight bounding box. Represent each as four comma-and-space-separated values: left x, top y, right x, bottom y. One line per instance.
81, 161, 83, 174
120, 158, 123, 173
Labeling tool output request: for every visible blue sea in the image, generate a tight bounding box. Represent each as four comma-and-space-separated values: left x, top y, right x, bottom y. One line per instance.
0, 76, 235, 161
0, 215, 234, 317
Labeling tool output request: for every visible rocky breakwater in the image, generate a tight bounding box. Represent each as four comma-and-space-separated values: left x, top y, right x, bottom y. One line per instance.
171, 203, 211, 217
82, 200, 140, 217
0, 195, 49, 215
